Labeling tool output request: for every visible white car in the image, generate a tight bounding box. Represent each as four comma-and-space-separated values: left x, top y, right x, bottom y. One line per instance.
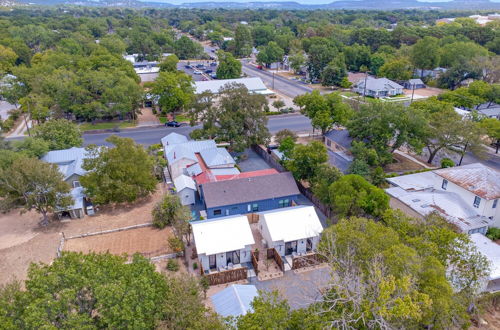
193, 70, 202, 75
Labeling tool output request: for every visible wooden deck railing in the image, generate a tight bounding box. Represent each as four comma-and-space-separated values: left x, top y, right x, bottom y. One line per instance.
251, 250, 259, 275
200, 264, 248, 286
267, 248, 284, 272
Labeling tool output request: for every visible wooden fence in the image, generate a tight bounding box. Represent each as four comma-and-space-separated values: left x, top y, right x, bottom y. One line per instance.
202, 267, 249, 286
251, 250, 259, 275
247, 213, 259, 224
252, 144, 335, 222
267, 248, 284, 272
292, 253, 326, 270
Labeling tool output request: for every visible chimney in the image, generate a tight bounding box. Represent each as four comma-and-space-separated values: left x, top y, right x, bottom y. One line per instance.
173, 152, 176, 159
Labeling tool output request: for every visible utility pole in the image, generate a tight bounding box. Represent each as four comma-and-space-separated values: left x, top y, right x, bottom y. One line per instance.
362, 71, 368, 102
272, 71, 275, 90
410, 83, 416, 104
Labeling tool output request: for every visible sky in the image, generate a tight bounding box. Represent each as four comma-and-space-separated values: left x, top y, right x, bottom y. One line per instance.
152, 0, 499, 4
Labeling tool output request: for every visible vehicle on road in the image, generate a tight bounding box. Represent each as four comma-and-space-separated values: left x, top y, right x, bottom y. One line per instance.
184, 65, 192, 69
257, 65, 263, 70
210, 62, 217, 67
193, 70, 202, 75
210, 73, 217, 79
195, 64, 205, 69
205, 69, 213, 74
165, 121, 181, 127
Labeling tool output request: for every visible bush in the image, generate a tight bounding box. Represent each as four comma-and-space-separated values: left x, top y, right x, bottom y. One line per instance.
486, 227, 500, 240
168, 236, 185, 253
192, 262, 198, 270
440, 158, 455, 168
166, 259, 180, 272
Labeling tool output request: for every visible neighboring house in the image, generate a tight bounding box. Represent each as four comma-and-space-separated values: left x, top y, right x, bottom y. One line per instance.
352, 77, 404, 98
258, 206, 323, 258
199, 148, 235, 169
403, 78, 425, 89
470, 233, 500, 293
194, 77, 274, 95
173, 174, 196, 205
211, 284, 258, 317
41, 147, 92, 219
323, 129, 354, 173
386, 163, 500, 234
477, 103, 500, 120
192, 215, 255, 273
200, 172, 300, 219
414, 67, 447, 79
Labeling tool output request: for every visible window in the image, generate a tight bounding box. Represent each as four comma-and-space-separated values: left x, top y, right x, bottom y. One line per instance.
279, 199, 291, 208
209, 255, 216, 270
493, 199, 498, 209
73, 181, 81, 188
252, 203, 259, 212
441, 179, 448, 190
247, 204, 251, 212
327, 140, 331, 147
473, 196, 481, 208
213, 209, 222, 216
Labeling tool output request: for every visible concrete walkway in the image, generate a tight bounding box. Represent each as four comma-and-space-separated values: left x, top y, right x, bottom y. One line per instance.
394, 150, 435, 169
136, 107, 160, 127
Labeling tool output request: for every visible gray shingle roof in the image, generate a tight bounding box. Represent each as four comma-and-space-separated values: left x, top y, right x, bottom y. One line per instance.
324, 129, 353, 150
202, 172, 300, 209
355, 77, 403, 91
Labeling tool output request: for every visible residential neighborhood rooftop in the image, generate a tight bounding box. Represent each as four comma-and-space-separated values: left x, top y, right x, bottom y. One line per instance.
194, 77, 271, 94
199, 148, 235, 168
164, 140, 217, 165
201, 172, 300, 209
470, 233, 500, 280
160, 132, 188, 146
354, 77, 404, 91
41, 147, 90, 180
324, 129, 353, 150
434, 163, 500, 200
211, 284, 258, 317
173, 174, 196, 192
191, 215, 255, 256
259, 206, 323, 243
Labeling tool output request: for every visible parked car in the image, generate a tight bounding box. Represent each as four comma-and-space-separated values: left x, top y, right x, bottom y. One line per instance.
165, 121, 181, 127
205, 69, 213, 74
210, 62, 217, 67
193, 70, 202, 75
210, 73, 217, 79
195, 64, 205, 69
257, 65, 263, 70
184, 65, 192, 69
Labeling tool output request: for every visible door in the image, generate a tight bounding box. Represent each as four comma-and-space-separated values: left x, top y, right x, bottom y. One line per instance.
306, 238, 313, 252
226, 250, 240, 265
285, 241, 297, 255
209, 255, 216, 270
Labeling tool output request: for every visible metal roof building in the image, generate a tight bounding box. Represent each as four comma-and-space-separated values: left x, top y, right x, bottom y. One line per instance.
41, 147, 90, 180
211, 284, 258, 317
194, 77, 273, 95
199, 148, 235, 168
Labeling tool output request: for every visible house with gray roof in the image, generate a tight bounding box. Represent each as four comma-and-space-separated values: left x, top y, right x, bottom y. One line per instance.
353, 77, 404, 98
403, 78, 425, 89
42, 147, 93, 219
477, 103, 500, 119
200, 172, 300, 219
199, 148, 235, 168
323, 129, 353, 173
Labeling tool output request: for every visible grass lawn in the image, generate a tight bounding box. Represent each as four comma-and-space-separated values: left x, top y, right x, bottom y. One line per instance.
79, 121, 136, 131
340, 91, 358, 97
158, 114, 190, 124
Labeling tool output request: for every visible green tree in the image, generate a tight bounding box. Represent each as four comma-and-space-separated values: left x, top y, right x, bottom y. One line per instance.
480, 117, 500, 153
343, 43, 371, 71
329, 174, 389, 218
439, 41, 489, 68
152, 194, 190, 229
0, 45, 17, 74
174, 36, 203, 60
289, 52, 306, 74
274, 129, 297, 145
234, 24, 253, 58
0, 156, 71, 225
410, 37, 440, 74
277, 136, 295, 160
31, 119, 82, 150
369, 54, 386, 75
321, 57, 348, 87
216, 50, 242, 79
378, 58, 413, 81
256, 41, 284, 68
310, 164, 343, 204
190, 84, 270, 152
307, 43, 338, 81
81, 136, 157, 204
12, 137, 49, 158
286, 141, 328, 181
159, 54, 179, 73
99, 35, 127, 55
152, 71, 194, 117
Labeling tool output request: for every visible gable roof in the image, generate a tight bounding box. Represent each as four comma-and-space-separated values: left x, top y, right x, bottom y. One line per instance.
192, 215, 255, 255
355, 77, 403, 91
161, 132, 188, 147
199, 148, 235, 168
324, 129, 353, 149
407, 78, 424, 85
470, 234, 500, 280
434, 163, 500, 200
41, 147, 90, 180
173, 174, 196, 191
194, 77, 267, 94
211, 285, 258, 317
165, 140, 217, 165
259, 206, 323, 242
201, 172, 300, 209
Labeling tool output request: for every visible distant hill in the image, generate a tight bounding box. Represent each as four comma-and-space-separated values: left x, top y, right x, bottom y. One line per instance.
16, 0, 500, 10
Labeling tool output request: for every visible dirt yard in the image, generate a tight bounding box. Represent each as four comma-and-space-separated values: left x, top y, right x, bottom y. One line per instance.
403, 86, 445, 99
63, 226, 173, 258
384, 152, 426, 173
0, 185, 165, 286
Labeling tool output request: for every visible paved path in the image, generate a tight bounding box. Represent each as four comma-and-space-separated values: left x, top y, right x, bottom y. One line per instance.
136, 107, 160, 127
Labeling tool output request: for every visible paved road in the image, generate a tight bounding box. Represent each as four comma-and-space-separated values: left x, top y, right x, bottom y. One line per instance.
81, 114, 312, 146
241, 61, 313, 98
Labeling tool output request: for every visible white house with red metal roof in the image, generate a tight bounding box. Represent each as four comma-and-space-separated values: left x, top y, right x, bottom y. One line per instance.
386, 163, 500, 234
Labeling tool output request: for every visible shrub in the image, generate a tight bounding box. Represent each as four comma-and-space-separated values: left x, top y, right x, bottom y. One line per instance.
166, 258, 180, 272
192, 262, 198, 270
440, 158, 455, 168
486, 227, 500, 240
168, 236, 185, 253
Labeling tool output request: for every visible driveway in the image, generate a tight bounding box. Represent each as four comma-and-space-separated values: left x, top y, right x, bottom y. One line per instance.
249, 266, 330, 310
328, 150, 352, 174
236, 148, 272, 172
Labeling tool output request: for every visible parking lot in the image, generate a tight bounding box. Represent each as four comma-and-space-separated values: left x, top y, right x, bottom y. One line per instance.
177, 60, 218, 81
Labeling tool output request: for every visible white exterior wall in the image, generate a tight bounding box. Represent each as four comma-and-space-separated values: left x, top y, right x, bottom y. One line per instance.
177, 188, 195, 205
198, 245, 253, 272
434, 175, 500, 226
169, 158, 197, 179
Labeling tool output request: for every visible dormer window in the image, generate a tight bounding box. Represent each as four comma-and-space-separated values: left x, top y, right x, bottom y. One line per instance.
441, 179, 448, 190
473, 196, 481, 208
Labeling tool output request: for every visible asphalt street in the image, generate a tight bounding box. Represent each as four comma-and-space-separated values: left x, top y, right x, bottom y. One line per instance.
241, 62, 313, 98
82, 114, 313, 146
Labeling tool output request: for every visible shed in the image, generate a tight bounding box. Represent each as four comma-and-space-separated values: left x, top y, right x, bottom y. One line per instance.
403, 78, 425, 89
211, 285, 258, 317
173, 175, 197, 205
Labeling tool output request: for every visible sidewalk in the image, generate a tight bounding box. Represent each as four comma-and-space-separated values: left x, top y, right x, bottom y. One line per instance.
136, 107, 160, 127
394, 150, 435, 169
6, 118, 32, 138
